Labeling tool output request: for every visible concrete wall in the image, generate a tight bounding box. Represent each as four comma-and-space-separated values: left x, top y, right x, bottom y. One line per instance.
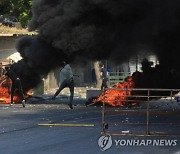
0, 36, 18, 63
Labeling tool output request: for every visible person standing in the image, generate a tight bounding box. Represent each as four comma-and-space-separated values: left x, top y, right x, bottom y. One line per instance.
5, 66, 26, 107
52, 61, 74, 109
100, 63, 108, 91
0, 63, 3, 77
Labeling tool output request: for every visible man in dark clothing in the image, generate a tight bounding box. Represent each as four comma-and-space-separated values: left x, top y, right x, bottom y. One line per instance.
100, 63, 108, 91
0, 63, 3, 77
5, 66, 26, 107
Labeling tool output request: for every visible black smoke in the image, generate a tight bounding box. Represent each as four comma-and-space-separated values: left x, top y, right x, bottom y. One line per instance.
12, 0, 180, 91
12, 36, 67, 91
132, 58, 180, 89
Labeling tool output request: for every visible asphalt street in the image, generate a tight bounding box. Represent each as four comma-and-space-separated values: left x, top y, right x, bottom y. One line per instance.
0, 97, 180, 154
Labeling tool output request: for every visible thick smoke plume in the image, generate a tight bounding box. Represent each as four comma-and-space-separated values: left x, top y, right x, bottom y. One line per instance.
12, 0, 180, 91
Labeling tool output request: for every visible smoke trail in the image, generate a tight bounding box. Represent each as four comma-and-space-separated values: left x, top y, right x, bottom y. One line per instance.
13, 0, 180, 90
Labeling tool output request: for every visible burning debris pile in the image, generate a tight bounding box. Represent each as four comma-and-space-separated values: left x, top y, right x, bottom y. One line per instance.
3, 0, 180, 93
0, 76, 21, 104
0, 66, 30, 104
91, 59, 180, 107
0, 77, 11, 103
93, 77, 135, 106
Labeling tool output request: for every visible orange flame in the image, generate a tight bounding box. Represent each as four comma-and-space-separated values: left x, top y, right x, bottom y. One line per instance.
93, 77, 135, 106
0, 77, 29, 104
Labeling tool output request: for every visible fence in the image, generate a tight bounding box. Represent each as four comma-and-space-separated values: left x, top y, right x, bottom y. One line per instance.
108, 72, 131, 87
101, 88, 180, 136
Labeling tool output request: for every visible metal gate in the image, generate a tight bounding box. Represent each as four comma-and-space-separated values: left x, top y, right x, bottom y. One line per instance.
108, 72, 131, 87
101, 88, 180, 136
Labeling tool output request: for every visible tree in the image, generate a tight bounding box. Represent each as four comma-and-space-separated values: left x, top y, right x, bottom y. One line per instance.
0, 0, 33, 28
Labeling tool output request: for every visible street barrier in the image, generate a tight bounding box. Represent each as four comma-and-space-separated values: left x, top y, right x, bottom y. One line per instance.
101, 88, 180, 136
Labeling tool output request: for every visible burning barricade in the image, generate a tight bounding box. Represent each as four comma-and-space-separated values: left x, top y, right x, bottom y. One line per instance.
0, 76, 12, 103
0, 76, 21, 104
0, 71, 29, 105
92, 77, 137, 107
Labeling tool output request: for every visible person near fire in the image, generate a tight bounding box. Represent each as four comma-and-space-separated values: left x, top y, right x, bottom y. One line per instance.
4, 66, 26, 107
0, 63, 3, 77
0, 63, 4, 83
52, 61, 74, 109
100, 63, 108, 91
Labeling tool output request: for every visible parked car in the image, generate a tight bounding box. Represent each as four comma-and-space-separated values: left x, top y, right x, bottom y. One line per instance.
0, 15, 19, 27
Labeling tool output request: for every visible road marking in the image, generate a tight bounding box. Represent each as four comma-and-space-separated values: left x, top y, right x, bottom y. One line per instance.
38, 123, 95, 127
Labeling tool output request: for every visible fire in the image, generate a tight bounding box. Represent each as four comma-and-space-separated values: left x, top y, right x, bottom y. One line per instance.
93, 77, 135, 106
0, 77, 29, 104
0, 86, 11, 103
0, 77, 11, 103
0, 87, 21, 103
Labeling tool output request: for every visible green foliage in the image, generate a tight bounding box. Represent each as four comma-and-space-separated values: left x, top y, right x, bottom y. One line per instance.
0, 0, 33, 28
19, 12, 29, 28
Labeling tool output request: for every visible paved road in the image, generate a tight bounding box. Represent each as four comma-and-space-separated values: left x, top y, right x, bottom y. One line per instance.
0, 98, 180, 154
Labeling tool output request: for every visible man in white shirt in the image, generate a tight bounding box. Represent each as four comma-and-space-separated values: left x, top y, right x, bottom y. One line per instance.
52, 61, 74, 109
